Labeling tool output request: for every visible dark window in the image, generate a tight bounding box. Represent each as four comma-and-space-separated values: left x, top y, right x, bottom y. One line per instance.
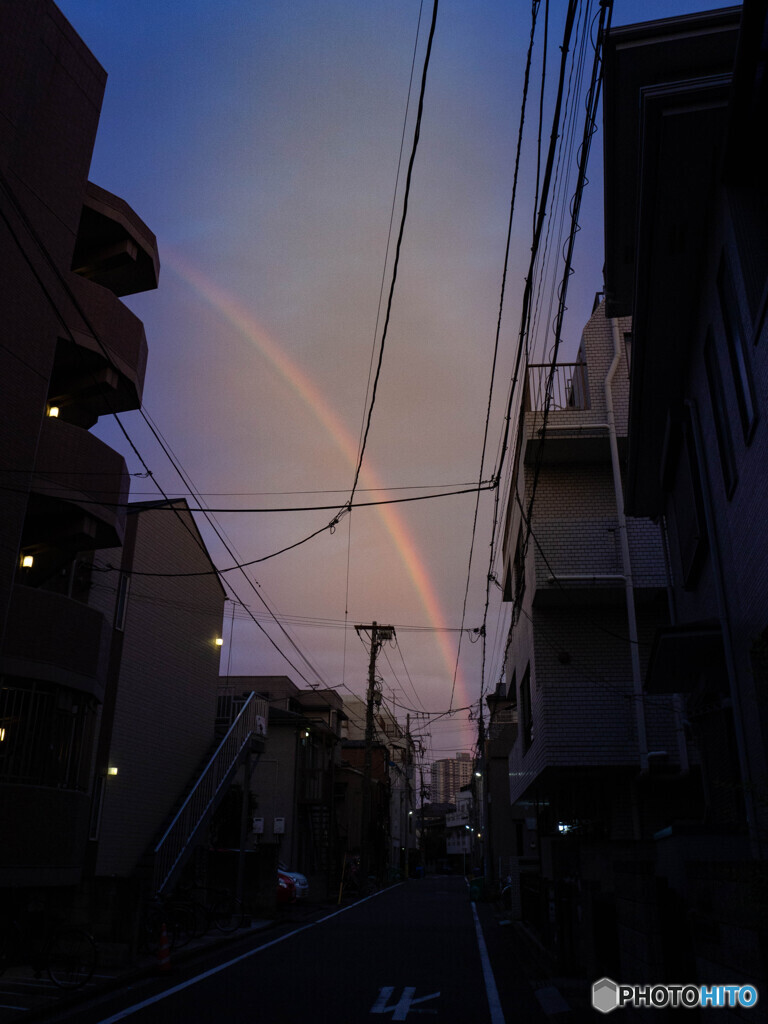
520, 665, 533, 753
718, 258, 758, 441
704, 332, 738, 498
667, 411, 708, 589
114, 572, 130, 631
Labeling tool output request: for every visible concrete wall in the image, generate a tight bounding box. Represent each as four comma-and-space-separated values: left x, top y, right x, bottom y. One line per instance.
94, 504, 225, 876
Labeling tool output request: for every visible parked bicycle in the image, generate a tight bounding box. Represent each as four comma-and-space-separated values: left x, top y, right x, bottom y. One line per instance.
0, 906, 96, 990
139, 886, 245, 954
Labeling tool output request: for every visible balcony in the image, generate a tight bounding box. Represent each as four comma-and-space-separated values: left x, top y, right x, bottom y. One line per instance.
59, 273, 148, 417
1, 585, 110, 700
27, 417, 129, 549
526, 363, 589, 413
523, 363, 617, 465
530, 517, 667, 607
72, 181, 159, 297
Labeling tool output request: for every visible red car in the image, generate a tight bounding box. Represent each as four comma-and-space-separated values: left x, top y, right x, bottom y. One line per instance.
277, 870, 296, 904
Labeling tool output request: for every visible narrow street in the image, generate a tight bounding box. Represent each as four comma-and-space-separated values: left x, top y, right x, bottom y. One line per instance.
18, 878, 566, 1024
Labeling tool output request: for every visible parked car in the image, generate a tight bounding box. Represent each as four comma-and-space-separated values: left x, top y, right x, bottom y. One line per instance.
279, 867, 309, 900
277, 870, 296, 904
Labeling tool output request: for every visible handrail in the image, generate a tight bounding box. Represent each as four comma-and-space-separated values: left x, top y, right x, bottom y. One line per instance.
153, 691, 267, 894
526, 362, 589, 411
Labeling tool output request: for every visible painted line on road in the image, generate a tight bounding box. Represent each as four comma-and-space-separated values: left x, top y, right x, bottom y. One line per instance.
96, 885, 401, 1024
471, 902, 505, 1024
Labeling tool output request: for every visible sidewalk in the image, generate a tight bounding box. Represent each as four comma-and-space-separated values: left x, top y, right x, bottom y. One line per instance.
0, 909, 289, 1022
475, 893, 592, 1022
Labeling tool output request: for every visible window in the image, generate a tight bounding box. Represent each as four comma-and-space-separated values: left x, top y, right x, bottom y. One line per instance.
704, 332, 737, 498
718, 258, 758, 442
664, 410, 708, 589
114, 572, 130, 631
519, 665, 533, 753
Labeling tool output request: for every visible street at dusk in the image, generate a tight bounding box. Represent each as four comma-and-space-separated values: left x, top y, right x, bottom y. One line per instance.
2, 1, 768, 1021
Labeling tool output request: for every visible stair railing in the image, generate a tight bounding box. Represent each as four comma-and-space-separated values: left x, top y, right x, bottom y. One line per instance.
153, 691, 267, 895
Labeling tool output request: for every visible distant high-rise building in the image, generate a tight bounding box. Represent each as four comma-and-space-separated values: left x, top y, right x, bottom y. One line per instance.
430, 752, 473, 806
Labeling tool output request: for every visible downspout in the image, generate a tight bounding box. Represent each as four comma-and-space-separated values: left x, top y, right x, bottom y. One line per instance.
607, 318, 649, 775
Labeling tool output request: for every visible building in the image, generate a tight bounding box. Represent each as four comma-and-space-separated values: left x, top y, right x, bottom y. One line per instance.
342, 696, 417, 876
499, 299, 692, 975
0, 0, 158, 897
218, 675, 343, 897
430, 752, 473, 806
85, 500, 270, 937
603, 1, 768, 991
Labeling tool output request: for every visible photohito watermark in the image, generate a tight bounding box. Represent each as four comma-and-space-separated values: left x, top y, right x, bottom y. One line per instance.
592, 978, 759, 1013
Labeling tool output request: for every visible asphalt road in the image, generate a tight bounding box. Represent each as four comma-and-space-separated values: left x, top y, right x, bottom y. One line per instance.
23, 877, 566, 1024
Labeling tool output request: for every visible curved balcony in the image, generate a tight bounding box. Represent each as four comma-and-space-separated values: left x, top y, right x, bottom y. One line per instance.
61, 272, 148, 416
29, 417, 128, 549
72, 180, 159, 297
1, 584, 110, 701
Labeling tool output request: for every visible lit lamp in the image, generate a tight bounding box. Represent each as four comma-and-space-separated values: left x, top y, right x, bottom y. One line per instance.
47, 405, 60, 418
107, 767, 118, 776
215, 637, 224, 646
20, 554, 34, 569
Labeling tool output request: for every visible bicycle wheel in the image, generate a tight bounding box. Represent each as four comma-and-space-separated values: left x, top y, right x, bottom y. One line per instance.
210, 894, 244, 933
46, 927, 96, 989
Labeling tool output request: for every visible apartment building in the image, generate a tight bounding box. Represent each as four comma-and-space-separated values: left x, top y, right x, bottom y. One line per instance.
0, 0, 158, 895
88, 501, 247, 917
603, 2, 768, 992
430, 752, 473, 806
219, 675, 343, 895
499, 300, 691, 975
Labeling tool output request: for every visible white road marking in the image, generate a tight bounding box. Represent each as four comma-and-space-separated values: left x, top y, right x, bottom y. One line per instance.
95, 885, 401, 1024
371, 986, 440, 1019
471, 902, 505, 1024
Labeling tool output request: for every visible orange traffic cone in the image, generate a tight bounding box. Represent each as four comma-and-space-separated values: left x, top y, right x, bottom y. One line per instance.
156, 921, 171, 973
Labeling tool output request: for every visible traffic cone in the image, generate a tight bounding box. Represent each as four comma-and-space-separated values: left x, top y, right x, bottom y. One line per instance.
156, 921, 171, 973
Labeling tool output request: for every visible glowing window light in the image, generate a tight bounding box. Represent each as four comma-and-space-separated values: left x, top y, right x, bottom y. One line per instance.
107, 767, 119, 776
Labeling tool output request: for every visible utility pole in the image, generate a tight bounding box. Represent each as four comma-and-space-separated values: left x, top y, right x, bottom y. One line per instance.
404, 713, 410, 880
355, 622, 394, 890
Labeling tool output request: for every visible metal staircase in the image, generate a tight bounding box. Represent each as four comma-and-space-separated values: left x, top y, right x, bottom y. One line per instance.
152, 691, 267, 895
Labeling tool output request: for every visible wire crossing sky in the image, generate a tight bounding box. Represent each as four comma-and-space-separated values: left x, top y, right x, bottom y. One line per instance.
56, 0, 714, 758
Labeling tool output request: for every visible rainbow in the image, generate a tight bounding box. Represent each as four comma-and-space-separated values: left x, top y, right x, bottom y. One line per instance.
163, 252, 469, 709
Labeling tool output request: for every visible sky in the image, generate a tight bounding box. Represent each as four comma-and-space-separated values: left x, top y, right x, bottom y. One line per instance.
56, 0, 716, 769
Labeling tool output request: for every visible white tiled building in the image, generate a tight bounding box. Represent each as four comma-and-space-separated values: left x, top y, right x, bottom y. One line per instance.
499, 301, 695, 973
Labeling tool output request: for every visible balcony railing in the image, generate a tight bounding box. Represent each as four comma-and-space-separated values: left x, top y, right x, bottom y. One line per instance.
153, 691, 267, 895
2, 585, 110, 699
526, 363, 589, 412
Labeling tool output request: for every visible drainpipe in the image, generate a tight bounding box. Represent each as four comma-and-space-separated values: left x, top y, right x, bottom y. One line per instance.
607, 318, 649, 775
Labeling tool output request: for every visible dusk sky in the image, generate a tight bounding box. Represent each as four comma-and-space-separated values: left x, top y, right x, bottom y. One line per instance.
56, 0, 714, 766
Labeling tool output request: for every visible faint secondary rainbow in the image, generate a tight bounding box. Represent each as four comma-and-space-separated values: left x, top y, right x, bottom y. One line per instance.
164, 252, 469, 709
